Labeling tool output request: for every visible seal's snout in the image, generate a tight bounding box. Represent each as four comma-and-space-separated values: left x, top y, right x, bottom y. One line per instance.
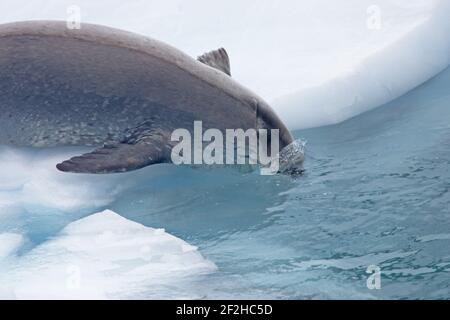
278, 139, 306, 175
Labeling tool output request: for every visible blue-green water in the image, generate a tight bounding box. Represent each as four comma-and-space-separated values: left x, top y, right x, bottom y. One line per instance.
1, 67, 449, 299
110, 67, 450, 299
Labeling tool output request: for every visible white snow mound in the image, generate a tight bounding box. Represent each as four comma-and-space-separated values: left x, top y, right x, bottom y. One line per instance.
2, 210, 216, 299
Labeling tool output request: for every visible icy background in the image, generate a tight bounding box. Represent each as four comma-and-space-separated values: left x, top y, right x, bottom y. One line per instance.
0, 0, 450, 299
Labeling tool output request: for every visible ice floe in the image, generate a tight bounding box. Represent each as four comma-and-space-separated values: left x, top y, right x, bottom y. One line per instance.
0, 210, 216, 299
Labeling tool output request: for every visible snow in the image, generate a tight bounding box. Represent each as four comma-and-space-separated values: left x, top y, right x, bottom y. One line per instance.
1, 210, 216, 299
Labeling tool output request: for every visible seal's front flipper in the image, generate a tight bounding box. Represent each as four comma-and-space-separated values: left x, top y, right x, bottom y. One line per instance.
197, 48, 231, 76
56, 137, 171, 174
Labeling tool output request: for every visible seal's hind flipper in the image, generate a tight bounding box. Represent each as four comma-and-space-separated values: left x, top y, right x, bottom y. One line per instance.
56, 138, 171, 174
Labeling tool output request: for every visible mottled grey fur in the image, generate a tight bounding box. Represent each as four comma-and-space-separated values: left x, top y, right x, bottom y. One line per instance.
0, 21, 293, 173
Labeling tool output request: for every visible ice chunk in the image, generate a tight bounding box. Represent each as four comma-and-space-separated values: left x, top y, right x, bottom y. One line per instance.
275, 0, 450, 129
0, 233, 23, 259
2, 210, 216, 299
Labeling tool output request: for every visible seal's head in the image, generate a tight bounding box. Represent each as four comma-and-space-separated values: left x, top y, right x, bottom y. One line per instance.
254, 98, 305, 175
255, 98, 293, 150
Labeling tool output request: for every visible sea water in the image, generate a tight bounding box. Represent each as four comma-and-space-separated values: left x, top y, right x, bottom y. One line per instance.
1, 66, 449, 299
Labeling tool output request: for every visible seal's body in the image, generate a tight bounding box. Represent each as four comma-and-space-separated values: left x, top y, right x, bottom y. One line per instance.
0, 21, 294, 173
